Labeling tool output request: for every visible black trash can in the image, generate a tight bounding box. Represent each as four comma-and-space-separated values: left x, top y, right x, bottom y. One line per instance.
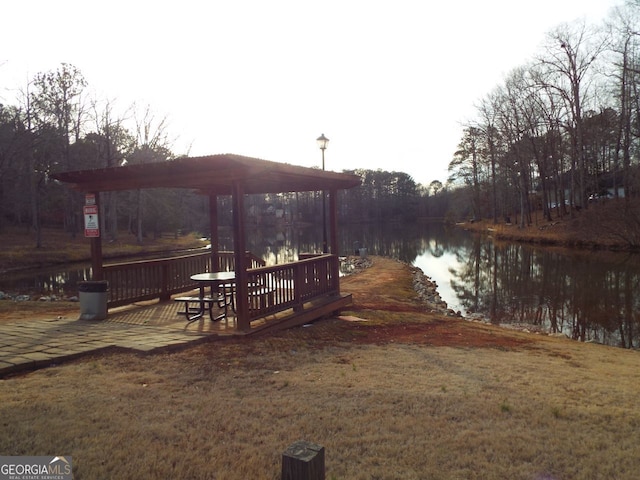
78, 280, 109, 320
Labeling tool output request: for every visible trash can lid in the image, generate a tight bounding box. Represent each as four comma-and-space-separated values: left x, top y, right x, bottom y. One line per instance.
78, 280, 109, 293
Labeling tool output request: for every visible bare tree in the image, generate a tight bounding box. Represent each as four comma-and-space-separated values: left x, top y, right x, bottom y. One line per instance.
128, 104, 174, 244
494, 68, 535, 227
91, 98, 135, 241
0, 103, 30, 234
605, 1, 640, 203
30, 63, 87, 236
30, 63, 87, 171
449, 126, 485, 220
537, 21, 608, 210
476, 91, 505, 224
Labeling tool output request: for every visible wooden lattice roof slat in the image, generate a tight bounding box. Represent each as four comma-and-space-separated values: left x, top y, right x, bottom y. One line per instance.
52, 154, 361, 194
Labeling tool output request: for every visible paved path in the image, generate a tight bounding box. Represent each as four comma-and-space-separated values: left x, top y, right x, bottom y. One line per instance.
0, 301, 226, 377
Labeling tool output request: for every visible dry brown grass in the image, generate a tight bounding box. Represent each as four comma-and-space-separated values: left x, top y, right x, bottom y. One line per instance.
1, 258, 639, 479
0, 300, 79, 323
461, 199, 640, 250
0, 323, 638, 479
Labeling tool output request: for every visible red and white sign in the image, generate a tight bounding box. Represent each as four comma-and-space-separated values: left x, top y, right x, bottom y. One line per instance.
84, 205, 100, 238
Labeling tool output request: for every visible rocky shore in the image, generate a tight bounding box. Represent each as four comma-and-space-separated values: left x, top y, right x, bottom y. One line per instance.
411, 265, 459, 316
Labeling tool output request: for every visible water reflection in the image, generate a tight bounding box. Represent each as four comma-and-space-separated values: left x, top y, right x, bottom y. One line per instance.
1, 264, 94, 298
412, 225, 640, 349
3, 223, 640, 348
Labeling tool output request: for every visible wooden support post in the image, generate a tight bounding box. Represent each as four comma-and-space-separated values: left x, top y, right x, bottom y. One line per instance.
329, 188, 338, 255
89, 191, 103, 280
232, 181, 250, 331
209, 193, 219, 271
281, 440, 325, 480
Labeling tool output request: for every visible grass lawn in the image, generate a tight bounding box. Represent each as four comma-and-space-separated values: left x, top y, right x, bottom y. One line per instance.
0, 257, 638, 479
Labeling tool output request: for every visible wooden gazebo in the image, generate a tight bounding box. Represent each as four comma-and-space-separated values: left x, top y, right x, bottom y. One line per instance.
52, 154, 361, 332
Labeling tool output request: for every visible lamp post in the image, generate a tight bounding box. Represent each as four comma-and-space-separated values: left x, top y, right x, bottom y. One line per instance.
316, 133, 329, 253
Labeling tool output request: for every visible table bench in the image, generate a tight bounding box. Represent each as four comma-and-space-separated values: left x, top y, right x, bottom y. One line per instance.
179, 271, 236, 323
174, 295, 228, 322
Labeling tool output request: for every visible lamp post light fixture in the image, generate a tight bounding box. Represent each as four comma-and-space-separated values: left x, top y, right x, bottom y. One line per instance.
316, 133, 329, 169
316, 134, 329, 253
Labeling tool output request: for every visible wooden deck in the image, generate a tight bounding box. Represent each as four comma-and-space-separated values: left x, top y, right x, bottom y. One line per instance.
104, 290, 353, 337
99, 252, 346, 334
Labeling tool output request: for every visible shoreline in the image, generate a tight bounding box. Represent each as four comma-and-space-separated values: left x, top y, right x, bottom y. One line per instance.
454, 205, 637, 252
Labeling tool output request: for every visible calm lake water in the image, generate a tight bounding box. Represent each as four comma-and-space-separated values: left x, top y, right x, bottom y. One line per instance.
3, 222, 640, 348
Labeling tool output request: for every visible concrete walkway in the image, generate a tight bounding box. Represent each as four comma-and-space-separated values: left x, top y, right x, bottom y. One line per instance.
0, 300, 227, 377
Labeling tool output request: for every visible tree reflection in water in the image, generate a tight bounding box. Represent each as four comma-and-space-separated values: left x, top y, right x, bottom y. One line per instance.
413, 226, 640, 349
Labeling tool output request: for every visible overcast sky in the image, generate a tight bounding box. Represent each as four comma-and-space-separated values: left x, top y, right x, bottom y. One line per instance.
1, 0, 622, 186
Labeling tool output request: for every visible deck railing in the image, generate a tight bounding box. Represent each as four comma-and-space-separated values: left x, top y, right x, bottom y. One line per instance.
103, 251, 264, 308
246, 254, 339, 319
103, 250, 339, 320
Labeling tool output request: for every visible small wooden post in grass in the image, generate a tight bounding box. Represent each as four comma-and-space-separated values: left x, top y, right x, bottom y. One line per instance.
281, 440, 325, 480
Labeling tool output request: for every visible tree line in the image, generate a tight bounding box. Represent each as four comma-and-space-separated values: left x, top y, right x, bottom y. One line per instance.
447, 1, 640, 226
0, 63, 446, 245
5, 4, 634, 245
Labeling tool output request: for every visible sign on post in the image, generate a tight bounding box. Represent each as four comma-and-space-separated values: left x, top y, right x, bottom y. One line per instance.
84, 204, 100, 238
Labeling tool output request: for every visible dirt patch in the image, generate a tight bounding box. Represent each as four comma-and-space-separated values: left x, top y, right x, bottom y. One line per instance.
330, 256, 535, 349
340, 256, 426, 308
342, 317, 531, 348
0, 300, 79, 323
